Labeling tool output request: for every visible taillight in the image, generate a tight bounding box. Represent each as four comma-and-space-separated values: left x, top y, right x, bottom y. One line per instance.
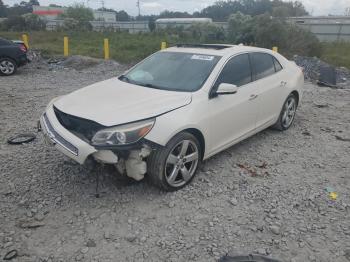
19, 44, 27, 53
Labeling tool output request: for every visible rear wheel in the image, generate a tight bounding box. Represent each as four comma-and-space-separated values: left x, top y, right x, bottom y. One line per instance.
273, 93, 298, 131
147, 132, 201, 191
0, 58, 17, 76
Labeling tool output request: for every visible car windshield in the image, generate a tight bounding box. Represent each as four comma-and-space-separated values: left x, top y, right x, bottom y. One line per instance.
120, 51, 221, 92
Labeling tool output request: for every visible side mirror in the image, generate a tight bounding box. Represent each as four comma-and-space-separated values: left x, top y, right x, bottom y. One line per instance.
216, 83, 238, 95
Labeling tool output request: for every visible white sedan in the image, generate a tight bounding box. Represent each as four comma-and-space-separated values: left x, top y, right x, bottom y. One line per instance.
40, 44, 304, 191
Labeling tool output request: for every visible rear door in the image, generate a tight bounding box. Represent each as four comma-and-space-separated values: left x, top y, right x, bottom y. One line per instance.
250, 52, 288, 127
207, 53, 260, 154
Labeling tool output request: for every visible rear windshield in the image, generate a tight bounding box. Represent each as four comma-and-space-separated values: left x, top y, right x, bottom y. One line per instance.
120, 51, 221, 92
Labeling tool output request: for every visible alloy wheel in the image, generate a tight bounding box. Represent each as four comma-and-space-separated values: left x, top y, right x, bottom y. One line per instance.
281, 96, 296, 129
0, 60, 15, 75
165, 140, 199, 187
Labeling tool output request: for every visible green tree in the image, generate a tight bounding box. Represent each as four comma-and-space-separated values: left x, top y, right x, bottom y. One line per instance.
252, 14, 287, 48
188, 22, 225, 42
65, 4, 93, 22
0, 0, 7, 17
63, 4, 93, 31
227, 12, 254, 44
23, 13, 45, 30
148, 17, 156, 32
272, 6, 291, 17
2, 15, 26, 30
199, 0, 308, 21
116, 10, 129, 21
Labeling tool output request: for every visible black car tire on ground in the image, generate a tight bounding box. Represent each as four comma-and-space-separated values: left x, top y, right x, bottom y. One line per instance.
147, 132, 201, 191
7, 133, 36, 145
0, 57, 17, 76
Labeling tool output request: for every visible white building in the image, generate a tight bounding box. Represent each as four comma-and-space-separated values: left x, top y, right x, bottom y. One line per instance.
93, 10, 116, 23
287, 16, 350, 42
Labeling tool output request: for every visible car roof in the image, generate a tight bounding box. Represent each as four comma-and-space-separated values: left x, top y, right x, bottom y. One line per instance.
164, 44, 277, 57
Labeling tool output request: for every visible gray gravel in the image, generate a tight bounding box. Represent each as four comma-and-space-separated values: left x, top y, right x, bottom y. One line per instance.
0, 58, 350, 262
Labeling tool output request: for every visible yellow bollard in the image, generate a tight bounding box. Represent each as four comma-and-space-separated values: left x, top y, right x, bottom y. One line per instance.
161, 41, 167, 50
22, 34, 29, 49
272, 46, 278, 52
64, 36, 69, 57
104, 38, 110, 60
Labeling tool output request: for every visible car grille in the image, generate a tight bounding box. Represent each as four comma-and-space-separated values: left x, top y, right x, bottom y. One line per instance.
53, 106, 104, 142
43, 113, 79, 156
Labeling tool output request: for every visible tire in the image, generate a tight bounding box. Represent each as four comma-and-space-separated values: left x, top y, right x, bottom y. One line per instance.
0, 58, 17, 76
7, 133, 36, 145
273, 93, 298, 131
147, 132, 202, 191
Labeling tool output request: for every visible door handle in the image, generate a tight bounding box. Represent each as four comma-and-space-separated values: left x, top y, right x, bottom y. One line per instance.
249, 94, 258, 101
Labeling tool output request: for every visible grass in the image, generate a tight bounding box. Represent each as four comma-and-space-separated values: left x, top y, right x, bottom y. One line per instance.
0, 31, 179, 63
321, 42, 350, 69
1, 31, 350, 68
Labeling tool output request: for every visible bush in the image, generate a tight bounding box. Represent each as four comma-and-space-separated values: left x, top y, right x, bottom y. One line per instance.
148, 18, 156, 32
0, 14, 45, 31
252, 14, 288, 49
60, 4, 93, 31
1, 15, 25, 31
227, 12, 322, 58
23, 14, 46, 30
282, 25, 322, 57
227, 12, 254, 44
187, 23, 225, 42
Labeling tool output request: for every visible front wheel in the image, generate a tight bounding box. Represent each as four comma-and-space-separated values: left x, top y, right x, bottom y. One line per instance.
0, 58, 17, 76
147, 132, 201, 191
273, 93, 298, 131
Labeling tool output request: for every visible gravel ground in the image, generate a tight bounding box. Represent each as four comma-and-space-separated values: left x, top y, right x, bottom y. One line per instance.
0, 58, 350, 262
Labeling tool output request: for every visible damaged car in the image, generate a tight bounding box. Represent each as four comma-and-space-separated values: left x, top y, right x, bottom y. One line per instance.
40, 44, 304, 191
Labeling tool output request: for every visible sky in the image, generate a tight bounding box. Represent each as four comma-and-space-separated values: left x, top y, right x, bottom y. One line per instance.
3, 0, 350, 16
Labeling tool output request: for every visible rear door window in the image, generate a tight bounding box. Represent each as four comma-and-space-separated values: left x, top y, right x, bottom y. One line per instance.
250, 53, 276, 80
273, 57, 283, 72
215, 53, 252, 88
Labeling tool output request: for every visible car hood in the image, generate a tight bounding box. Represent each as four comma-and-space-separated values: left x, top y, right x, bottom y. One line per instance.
53, 78, 192, 126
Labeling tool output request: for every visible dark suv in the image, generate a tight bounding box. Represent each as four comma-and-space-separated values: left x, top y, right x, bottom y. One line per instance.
0, 37, 29, 76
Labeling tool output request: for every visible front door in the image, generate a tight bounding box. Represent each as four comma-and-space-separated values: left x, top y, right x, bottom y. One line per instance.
206, 53, 260, 154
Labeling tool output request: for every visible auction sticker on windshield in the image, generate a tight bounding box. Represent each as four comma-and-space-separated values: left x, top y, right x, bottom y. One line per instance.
191, 55, 215, 61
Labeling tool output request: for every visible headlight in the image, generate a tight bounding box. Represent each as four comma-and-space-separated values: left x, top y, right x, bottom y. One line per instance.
91, 118, 155, 146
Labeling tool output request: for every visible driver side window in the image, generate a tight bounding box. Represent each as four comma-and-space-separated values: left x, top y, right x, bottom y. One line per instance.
215, 54, 252, 88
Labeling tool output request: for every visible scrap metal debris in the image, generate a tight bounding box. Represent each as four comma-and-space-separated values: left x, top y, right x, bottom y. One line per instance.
318, 65, 337, 87
335, 135, 350, 142
7, 133, 36, 145
16, 220, 45, 229
3, 250, 18, 261
294, 55, 350, 89
219, 254, 281, 262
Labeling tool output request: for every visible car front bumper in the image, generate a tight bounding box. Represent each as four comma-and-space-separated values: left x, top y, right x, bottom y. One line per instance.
40, 105, 98, 164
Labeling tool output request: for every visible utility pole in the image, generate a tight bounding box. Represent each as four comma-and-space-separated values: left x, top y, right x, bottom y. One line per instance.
346, 7, 350, 16
136, 0, 141, 17
101, 0, 105, 10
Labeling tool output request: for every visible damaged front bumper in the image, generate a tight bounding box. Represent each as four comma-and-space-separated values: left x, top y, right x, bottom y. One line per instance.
40, 105, 159, 181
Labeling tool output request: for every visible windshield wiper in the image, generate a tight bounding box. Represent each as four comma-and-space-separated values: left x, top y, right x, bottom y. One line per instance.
119, 76, 165, 90
140, 83, 164, 90
119, 75, 131, 83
